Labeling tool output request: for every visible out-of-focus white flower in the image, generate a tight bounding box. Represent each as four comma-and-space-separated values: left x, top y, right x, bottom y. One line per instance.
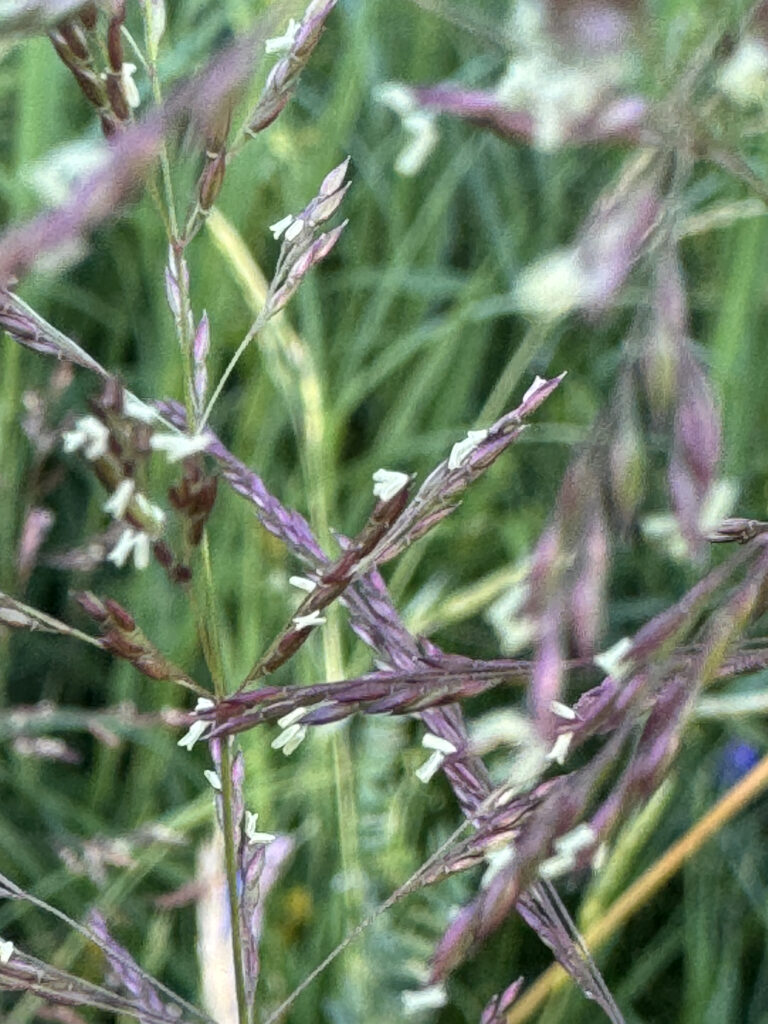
422, 732, 457, 755
265, 17, 300, 54
698, 478, 739, 535
497, 43, 629, 151
107, 528, 135, 569
415, 750, 445, 784
402, 984, 447, 1015
372, 468, 409, 502
592, 842, 609, 872
514, 0, 546, 45
0, 938, 13, 963
133, 531, 151, 570
470, 708, 547, 796
539, 823, 596, 879
123, 393, 160, 424
375, 82, 439, 176
103, 479, 136, 519
107, 527, 151, 570
293, 610, 326, 630
62, 416, 109, 460
515, 248, 587, 320
134, 493, 166, 533
24, 139, 108, 206
593, 637, 632, 680
546, 731, 573, 766
375, 82, 416, 117
550, 699, 577, 721
717, 37, 768, 106
641, 479, 736, 561
121, 62, 140, 109
640, 512, 688, 562
470, 709, 533, 754
448, 429, 488, 471
394, 112, 438, 177
481, 844, 515, 888
203, 769, 222, 791
557, 822, 596, 856
150, 431, 210, 463
485, 568, 535, 654
538, 850, 573, 879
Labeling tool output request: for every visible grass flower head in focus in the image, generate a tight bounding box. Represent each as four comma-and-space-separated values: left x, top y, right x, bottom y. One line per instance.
3, 2, 768, 1023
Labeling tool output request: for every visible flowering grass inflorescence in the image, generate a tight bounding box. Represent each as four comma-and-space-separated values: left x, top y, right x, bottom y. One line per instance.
4, 1, 768, 1023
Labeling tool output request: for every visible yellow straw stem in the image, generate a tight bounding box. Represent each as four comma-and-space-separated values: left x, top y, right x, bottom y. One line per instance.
506, 750, 768, 1022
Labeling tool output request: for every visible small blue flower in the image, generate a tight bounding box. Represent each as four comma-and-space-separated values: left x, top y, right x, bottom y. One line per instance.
718, 740, 760, 789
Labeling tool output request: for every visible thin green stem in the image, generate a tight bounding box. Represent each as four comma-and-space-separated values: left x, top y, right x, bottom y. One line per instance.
0, 339, 21, 705
295, 346, 368, 1005
217, 739, 251, 1024
199, 309, 268, 431
138, 13, 249, 1022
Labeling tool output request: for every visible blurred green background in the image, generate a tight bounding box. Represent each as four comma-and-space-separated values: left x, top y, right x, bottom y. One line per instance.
2, 1, 768, 1022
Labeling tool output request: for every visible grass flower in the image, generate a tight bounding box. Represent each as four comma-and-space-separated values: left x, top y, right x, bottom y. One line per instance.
271, 722, 308, 756
265, 18, 300, 55
106, 527, 151, 570
375, 82, 439, 176
545, 731, 573, 766
150, 431, 210, 463
415, 750, 446, 784
244, 811, 276, 844
61, 415, 109, 459
178, 698, 216, 751
119, 63, 140, 109
292, 609, 326, 630
447, 429, 488, 470
288, 575, 317, 592
402, 984, 447, 1015
8, 5, 768, 1022
422, 732, 457, 755
372, 467, 409, 501
717, 36, 768, 106
269, 213, 294, 239
550, 700, 577, 721
593, 637, 633, 680
103, 478, 135, 519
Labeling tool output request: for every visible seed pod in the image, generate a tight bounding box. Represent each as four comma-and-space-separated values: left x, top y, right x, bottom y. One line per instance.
198, 152, 227, 211
106, 0, 125, 71
78, 3, 99, 30
71, 65, 107, 108
105, 72, 131, 122
59, 21, 90, 61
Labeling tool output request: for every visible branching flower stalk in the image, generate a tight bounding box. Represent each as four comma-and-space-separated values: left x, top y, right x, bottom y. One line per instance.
7, 1, 768, 1021
127, 8, 347, 1022
144, 50, 251, 1024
